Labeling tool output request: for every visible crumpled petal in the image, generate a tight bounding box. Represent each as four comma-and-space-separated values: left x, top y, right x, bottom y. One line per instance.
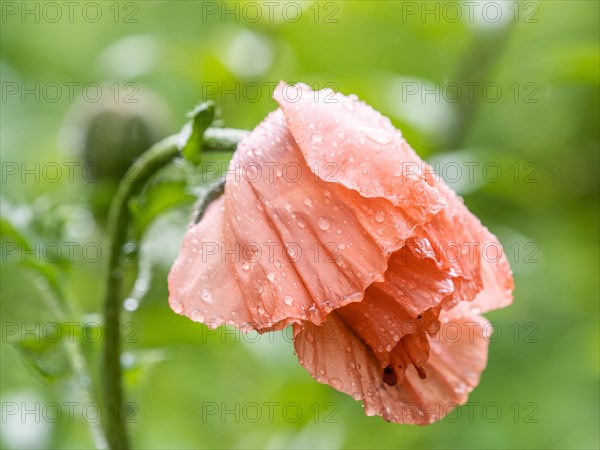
411, 181, 514, 312
169, 103, 446, 331
168, 81, 514, 426
275, 82, 444, 213
293, 311, 490, 425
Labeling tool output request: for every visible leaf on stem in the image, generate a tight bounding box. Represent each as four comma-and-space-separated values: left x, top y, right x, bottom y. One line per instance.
178, 101, 216, 165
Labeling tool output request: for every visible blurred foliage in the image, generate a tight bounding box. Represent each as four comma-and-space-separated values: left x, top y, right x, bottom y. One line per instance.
1, 1, 598, 449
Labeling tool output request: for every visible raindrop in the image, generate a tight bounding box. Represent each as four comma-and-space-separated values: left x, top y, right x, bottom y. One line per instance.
170, 298, 183, 314
367, 129, 393, 145
318, 217, 331, 231
241, 261, 250, 271
365, 405, 376, 416
267, 272, 276, 282
201, 289, 213, 303
284, 296, 294, 306
191, 309, 205, 322
311, 133, 323, 144
454, 382, 467, 394
375, 211, 386, 223
304, 198, 313, 208
297, 218, 306, 229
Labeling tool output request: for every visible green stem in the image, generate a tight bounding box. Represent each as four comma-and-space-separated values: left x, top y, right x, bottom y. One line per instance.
102, 135, 178, 450
101, 128, 245, 449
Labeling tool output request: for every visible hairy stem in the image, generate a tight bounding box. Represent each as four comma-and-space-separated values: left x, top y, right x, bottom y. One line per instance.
102, 135, 179, 449
101, 129, 245, 449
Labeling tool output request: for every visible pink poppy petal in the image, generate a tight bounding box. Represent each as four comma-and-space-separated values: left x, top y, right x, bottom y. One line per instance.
414, 181, 513, 313
293, 312, 489, 425
274, 82, 446, 214
169, 108, 445, 331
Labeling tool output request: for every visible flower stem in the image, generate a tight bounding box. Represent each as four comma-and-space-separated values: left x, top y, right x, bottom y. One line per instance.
102, 135, 179, 450
101, 128, 245, 449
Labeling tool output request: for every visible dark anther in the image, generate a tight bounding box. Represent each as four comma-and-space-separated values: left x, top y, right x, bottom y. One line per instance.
383, 365, 398, 386
416, 314, 422, 319
415, 365, 427, 380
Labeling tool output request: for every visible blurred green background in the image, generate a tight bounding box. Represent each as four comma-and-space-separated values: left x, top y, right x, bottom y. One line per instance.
1, 1, 598, 449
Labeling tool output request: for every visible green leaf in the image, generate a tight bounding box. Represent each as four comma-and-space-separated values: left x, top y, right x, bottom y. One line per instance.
129, 180, 196, 239
9, 328, 72, 383
179, 101, 216, 165
0, 216, 61, 291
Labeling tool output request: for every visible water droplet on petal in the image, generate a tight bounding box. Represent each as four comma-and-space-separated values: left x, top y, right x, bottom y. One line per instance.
304, 198, 313, 208
367, 129, 393, 145
170, 298, 183, 314
241, 261, 250, 271
375, 211, 385, 223
284, 296, 294, 306
267, 272, 276, 282
297, 218, 306, 229
311, 133, 323, 144
318, 217, 331, 231
201, 289, 213, 303
364, 405, 376, 416
455, 382, 467, 394
191, 309, 205, 322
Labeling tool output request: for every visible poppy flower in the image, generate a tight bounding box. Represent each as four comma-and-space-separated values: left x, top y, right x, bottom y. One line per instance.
168, 82, 514, 424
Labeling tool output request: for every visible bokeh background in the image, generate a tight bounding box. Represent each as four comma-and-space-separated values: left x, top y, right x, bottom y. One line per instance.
1, 1, 598, 449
